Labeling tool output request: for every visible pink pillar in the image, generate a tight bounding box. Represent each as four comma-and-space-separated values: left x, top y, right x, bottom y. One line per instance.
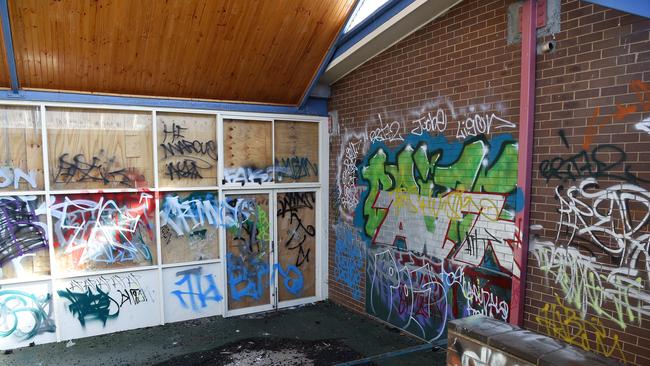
511, 0, 537, 327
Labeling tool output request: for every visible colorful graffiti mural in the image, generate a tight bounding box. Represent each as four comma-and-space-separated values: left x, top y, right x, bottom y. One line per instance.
353, 131, 520, 341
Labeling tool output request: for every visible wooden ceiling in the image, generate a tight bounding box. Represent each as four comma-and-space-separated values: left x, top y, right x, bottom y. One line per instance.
6, 0, 355, 105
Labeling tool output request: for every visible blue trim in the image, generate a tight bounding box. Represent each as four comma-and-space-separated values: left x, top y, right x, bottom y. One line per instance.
297, 1, 361, 109
0, 90, 329, 116
584, 0, 650, 19
332, 0, 416, 61
340, 0, 400, 44
0, 0, 19, 93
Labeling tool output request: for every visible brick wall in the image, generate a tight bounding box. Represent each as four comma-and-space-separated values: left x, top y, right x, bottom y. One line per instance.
328, 0, 522, 337
525, 1, 650, 365
328, 0, 650, 364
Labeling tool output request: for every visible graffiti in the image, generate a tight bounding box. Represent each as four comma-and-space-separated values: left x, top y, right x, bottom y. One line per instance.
58, 273, 150, 326
336, 131, 368, 223
0, 289, 55, 339
0, 196, 48, 265
555, 178, 649, 273
334, 221, 364, 300
367, 247, 511, 341
360, 136, 520, 277
50, 193, 155, 267
461, 278, 509, 321
356, 131, 518, 340
224, 166, 274, 184
227, 252, 269, 301
160, 192, 253, 237
159, 122, 217, 181
58, 286, 120, 326
531, 238, 650, 330
539, 130, 649, 184
54, 150, 141, 187
274, 156, 318, 182
614, 80, 650, 123
457, 345, 516, 366
411, 108, 447, 136
0, 167, 37, 189
171, 267, 222, 311
636, 117, 650, 135
536, 295, 626, 362
455, 113, 516, 140
369, 114, 403, 143
227, 198, 270, 301
277, 192, 315, 267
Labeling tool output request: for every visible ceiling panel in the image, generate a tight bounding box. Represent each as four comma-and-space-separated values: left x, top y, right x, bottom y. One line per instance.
8, 0, 355, 105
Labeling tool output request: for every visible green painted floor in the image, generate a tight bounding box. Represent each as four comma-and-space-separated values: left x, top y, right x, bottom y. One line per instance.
1, 301, 446, 366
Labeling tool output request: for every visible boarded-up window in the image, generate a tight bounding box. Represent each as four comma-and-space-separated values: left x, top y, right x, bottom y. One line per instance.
0, 106, 44, 191
274, 121, 319, 183
223, 119, 273, 184
46, 108, 153, 190
157, 113, 218, 188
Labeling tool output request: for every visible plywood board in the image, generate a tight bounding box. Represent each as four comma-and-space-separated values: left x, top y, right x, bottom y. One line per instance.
0, 106, 44, 191
276, 192, 316, 301
159, 191, 220, 264
46, 108, 153, 190
50, 192, 157, 274
0, 280, 57, 350
0, 196, 50, 280
55, 269, 160, 340
225, 194, 271, 310
274, 121, 319, 183
162, 263, 224, 323
157, 113, 218, 188
223, 120, 273, 184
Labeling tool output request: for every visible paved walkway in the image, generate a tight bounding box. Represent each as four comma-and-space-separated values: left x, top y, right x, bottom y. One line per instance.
2, 301, 445, 365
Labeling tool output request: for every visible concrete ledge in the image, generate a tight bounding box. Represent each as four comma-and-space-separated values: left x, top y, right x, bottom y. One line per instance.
447, 315, 624, 366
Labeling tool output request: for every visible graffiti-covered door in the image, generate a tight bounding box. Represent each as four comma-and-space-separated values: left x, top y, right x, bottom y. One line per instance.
224, 192, 274, 315
224, 189, 320, 315
275, 190, 318, 305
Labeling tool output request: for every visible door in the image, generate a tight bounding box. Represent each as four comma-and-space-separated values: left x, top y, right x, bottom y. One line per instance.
275, 190, 318, 306
224, 189, 320, 315
224, 192, 274, 315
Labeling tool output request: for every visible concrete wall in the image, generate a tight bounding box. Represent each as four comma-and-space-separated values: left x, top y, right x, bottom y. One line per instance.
328, 0, 650, 364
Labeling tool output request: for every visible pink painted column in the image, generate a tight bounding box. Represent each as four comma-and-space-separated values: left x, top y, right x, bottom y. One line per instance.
511, 0, 537, 327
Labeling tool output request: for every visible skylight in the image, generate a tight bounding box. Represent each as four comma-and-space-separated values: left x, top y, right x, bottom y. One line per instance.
344, 0, 391, 33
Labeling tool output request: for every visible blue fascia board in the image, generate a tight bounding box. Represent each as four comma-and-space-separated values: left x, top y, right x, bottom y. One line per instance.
333, 0, 416, 61
0, 90, 329, 116
0, 0, 20, 92
584, 0, 650, 19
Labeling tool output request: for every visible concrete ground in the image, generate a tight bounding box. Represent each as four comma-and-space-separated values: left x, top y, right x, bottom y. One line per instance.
2, 301, 446, 366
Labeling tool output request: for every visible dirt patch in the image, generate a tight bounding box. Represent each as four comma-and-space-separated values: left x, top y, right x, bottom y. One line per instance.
154, 337, 372, 366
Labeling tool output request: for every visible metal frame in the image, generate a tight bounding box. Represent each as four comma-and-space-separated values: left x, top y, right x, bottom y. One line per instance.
0, 99, 329, 344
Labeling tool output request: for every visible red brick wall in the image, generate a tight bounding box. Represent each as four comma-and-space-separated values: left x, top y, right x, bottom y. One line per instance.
328, 0, 650, 364
525, 1, 650, 365
328, 0, 522, 327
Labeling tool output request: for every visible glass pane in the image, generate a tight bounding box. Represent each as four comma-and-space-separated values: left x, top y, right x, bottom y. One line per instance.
274, 121, 319, 183
223, 119, 273, 184
276, 191, 316, 301
50, 192, 157, 274
0, 106, 44, 191
160, 191, 220, 264
157, 113, 218, 188
46, 108, 153, 190
225, 194, 271, 310
0, 195, 50, 280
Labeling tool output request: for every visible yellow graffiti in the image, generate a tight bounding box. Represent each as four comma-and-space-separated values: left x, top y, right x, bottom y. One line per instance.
536, 295, 626, 362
